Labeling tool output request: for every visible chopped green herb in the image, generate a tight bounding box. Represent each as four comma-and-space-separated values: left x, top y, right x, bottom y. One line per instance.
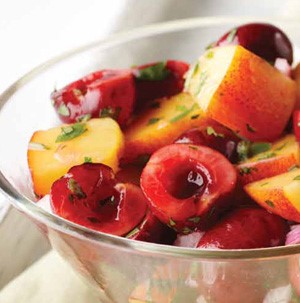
246, 123, 256, 133
188, 216, 201, 224
226, 28, 237, 43
188, 145, 199, 150
206, 50, 214, 59
250, 142, 272, 156
293, 175, 300, 180
100, 106, 121, 120
288, 164, 300, 172
274, 142, 287, 151
190, 114, 200, 120
205, 42, 215, 50
257, 152, 276, 161
237, 141, 251, 162
126, 227, 140, 238
150, 101, 160, 109
260, 182, 269, 187
135, 62, 170, 81
176, 105, 188, 112
184, 62, 199, 90
76, 114, 91, 123
84, 157, 92, 163
265, 200, 275, 208
56, 123, 87, 143
206, 126, 224, 138
182, 227, 193, 235
169, 218, 176, 227
170, 103, 199, 123
147, 117, 161, 125
57, 104, 70, 117
68, 178, 86, 199
195, 71, 208, 95
239, 166, 257, 176
28, 142, 50, 151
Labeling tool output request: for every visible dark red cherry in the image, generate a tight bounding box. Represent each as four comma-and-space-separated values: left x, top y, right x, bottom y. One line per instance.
197, 207, 289, 249
175, 124, 240, 163
50, 163, 147, 235
215, 23, 293, 64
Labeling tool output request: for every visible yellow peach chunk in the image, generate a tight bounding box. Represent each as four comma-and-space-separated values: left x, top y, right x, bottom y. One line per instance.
123, 93, 213, 164
28, 118, 124, 196
185, 45, 296, 141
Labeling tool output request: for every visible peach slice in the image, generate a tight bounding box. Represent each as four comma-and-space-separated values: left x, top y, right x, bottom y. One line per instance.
185, 45, 296, 141
28, 118, 124, 196
244, 168, 300, 222
123, 93, 212, 164
237, 134, 300, 185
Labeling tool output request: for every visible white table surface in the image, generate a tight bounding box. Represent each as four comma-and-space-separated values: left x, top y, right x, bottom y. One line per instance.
1, 0, 300, 291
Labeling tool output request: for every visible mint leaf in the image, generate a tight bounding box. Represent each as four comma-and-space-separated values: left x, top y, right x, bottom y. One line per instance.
239, 166, 257, 176
147, 117, 161, 125
135, 62, 170, 81
170, 103, 199, 123
68, 178, 86, 199
250, 142, 272, 156
206, 126, 224, 138
265, 200, 275, 208
56, 123, 87, 143
84, 157, 92, 163
100, 106, 121, 120
76, 114, 91, 123
237, 141, 251, 162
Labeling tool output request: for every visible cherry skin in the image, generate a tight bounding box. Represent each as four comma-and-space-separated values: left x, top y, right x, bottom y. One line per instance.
175, 124, 240, 163
215, 23, 293, 64
140, 144, 237, 232
197, 207, 289, 249
51, 69, 136, 127
50, 163, 147, 235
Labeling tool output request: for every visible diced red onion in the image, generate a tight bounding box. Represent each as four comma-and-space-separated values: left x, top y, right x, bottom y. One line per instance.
174, 231, 204, 248
285, 224, 300, 245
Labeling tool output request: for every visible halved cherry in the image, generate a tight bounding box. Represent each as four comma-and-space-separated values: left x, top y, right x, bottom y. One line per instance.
126, 211, 176, 244
50, 163, 147, 235
51, 69, 135, 127
215, 23, 293, 64
133, 60, 189, 109
175, 124, 240, 163
140, 144, 237, 232
197, 207, 289, 249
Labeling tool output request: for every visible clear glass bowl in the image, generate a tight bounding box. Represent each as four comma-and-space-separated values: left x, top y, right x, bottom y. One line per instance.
1, 17, 300, 303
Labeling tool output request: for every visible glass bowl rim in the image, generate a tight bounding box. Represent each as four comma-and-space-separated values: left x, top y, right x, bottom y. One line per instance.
1, 16, 300, 260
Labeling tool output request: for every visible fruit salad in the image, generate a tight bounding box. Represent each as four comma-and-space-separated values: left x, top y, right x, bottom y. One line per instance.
28, 23, 300, 250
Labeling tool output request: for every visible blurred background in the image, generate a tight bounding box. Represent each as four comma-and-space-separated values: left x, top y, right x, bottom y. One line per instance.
1, 0, 300, 297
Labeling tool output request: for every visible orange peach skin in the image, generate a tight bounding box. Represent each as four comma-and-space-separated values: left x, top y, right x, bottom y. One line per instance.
185, 45, 296, 141
123, 93, 214, 164
237, 135, 300, 185
244, 168, 300, 222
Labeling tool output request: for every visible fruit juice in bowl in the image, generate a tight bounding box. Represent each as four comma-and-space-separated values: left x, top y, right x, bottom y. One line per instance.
1, 17, 300, 302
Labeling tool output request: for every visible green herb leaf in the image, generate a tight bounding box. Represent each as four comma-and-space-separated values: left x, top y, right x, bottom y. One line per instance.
147, 117, 161, 125
135, 62, 170, 81
257, 152, 276, 161
188, 145, 199, 150
237, 141, 251, 162
205, 42, 215, 50
28, 142, 50, 151
188, 216, 201, 224
68, 178, 86, 199
260, 182, 269, 187
57, 104, 70, 117
84, 157, 92, 163
293, 175, 300, 180
126, 227, 140, 238
265, 200, 275, 208
239, 166, 257, 176
190, 114, 200, 120
169, 218, 176, 227
226, 28, 237, 43
76, 114, 91, 123
182, 227, 193, 235
195, 71, 208, 95
170, 103, 199, 123
274, 142, 287, 151
206, 50, 214, 59
99, 106, 121, 120
250, 142, 272, 156
206, 126, 224, 138
56, 123, 87, 143
246, 123, 256, 133
288, 164, 300, 172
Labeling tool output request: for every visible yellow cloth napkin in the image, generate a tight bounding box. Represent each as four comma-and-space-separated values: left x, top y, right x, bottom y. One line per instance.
0, 251, 100, 303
